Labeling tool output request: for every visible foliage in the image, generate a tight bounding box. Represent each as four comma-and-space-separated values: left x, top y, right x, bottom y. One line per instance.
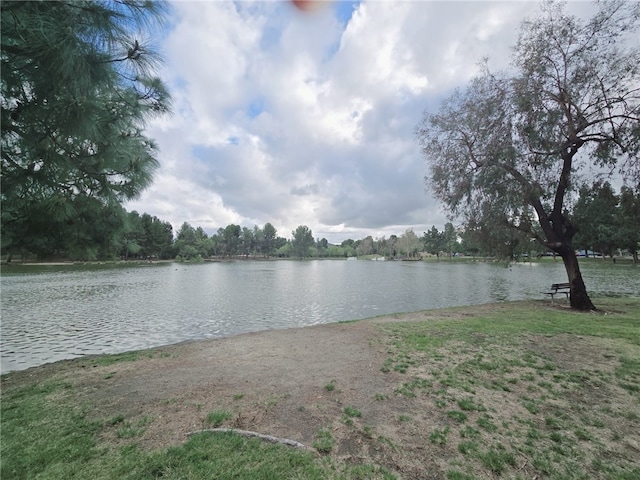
121, 211, 174, 260
423, 223, 461, 258
262, 222, 278, 257
356, 235, 375, 256
396, 229, 421, 258
459, 217, 541, 260
417, 1, 640, 309
573, 182, 619, 258
291, 225, 314, 258
573, 182, 640, 262
206, 410, 233, 427
617, 186, 640, 262
1, 0, 171, 260
0, 381, 331, 479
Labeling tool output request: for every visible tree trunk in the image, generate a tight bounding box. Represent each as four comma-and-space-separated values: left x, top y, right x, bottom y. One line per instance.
558, 249, 596, 310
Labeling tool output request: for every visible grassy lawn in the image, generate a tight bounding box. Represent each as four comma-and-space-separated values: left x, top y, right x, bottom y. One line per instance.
2, 297, 639, 479
381, 297, 640, 479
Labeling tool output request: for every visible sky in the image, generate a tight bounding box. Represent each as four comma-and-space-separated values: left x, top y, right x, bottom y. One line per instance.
125, 0, 594, 244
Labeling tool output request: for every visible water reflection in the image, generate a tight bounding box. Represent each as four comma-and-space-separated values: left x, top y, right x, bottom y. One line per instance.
1, 260, 638, 373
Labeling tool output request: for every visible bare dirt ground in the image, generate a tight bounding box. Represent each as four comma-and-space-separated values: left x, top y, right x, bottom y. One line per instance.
3, 301, 638, 479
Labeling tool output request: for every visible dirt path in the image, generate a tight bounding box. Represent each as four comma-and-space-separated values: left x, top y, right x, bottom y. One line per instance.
85, 320, 401, 450
3, 312, 426, 452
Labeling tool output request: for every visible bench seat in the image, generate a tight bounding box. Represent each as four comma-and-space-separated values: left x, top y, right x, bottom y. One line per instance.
543, 283, 570, 303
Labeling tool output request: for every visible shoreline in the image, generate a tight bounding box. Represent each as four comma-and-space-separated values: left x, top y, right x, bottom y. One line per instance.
0, 299, 574, 378
2, 297, 638, 479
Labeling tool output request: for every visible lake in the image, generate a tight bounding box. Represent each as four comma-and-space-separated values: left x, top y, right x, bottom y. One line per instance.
1, 259, 638, 374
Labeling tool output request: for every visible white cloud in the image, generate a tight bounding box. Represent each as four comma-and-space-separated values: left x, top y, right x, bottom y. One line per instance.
125, 0, 573, 243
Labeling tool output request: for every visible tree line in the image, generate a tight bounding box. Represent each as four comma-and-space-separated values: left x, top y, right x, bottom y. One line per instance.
127, 219, 440, 262
3, 178, 637, 262
573, 183, 640, 263
422, 183, 640, 263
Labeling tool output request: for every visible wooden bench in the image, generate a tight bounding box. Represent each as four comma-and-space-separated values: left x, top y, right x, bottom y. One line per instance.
543, 283, 571, 303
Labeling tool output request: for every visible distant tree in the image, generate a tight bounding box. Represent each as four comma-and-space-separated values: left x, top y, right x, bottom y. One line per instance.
276, 242, 293, 258
397, 229, 421, 258
219, 224, 241, 257
208, 233, 221, 257
443, 222, 459, 258
356, 236, 374, 256
146, 216, 174, 259
326, 245, 348, 257
121, 211, 145, 259
174, 222, 200, 260
140, 214, 155, 256
1, 1, 171, 259
313, 238, 329, 257
422, 226, 445, 258
459, 223, 481, 258
240, 227, 254, 258
617, 186, 640, 263
252, 225, 264, 257
375, 237, 387, 257
573, 182, 619, 258
194, 227, 213, 258
388, 235, 398, 258
458, 214, 535, 260
291, 225, 314, 259
417, 1, 640, 310
120, 210, 173, 260
262, 223, 278, 257
341, 239, 355, 249
317, 237, 329, 250
274, 236, 288, 251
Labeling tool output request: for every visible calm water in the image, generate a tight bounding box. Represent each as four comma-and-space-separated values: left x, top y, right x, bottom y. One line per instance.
1, 259, 638, 374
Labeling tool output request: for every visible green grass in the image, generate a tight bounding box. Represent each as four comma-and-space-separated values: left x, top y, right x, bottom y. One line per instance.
429, 426, 450, 445
87, 351, 141, 366
380, 297, 640, 479
117, 416, 151, 438
312, 429, 335, 454
456, 397, 485, 412
447, 410, 468, 423
205, 410, 233, 427
0, 382, 339, 479
0, 382, 102, 479
343, 406, 362, 418
384, 300, 640, 358
477, 446, 517, 474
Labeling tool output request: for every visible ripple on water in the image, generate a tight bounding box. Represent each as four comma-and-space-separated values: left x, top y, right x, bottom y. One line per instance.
1, 260, 638, 374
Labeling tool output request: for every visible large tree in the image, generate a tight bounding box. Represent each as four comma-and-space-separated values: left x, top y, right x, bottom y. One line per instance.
1, 0, 171, 259
417, 1, 640, 310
